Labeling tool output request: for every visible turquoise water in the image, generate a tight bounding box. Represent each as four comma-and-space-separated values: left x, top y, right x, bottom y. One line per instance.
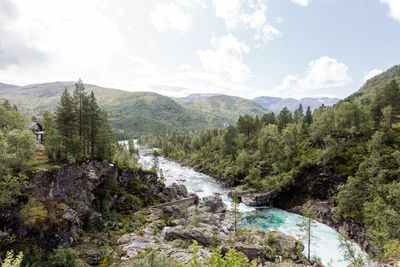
120, 141, 368, 267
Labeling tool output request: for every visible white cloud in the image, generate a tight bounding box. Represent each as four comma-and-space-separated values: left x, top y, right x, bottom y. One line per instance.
273, 56, 351, 97
0, 0, 47, 69
274, 17, 283, 24
259, 24, 281, 43
174, 0, 206, 8
291, 0, 312, 6
198, 34, 251, 83
363, 69, 383, 82
380, 0, 400, 21
151, 3, 192, 33
0, 0, 258, 99
212, 0, 281, 45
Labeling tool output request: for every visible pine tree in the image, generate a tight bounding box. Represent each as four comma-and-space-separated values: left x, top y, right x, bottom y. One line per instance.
261, 112, 276, 126
382, 79, 400, 123
95, 110, 115, 160
73, 79, 90, 158
230, 191, 242, 233
88, 91, 100, 159
294, 104, 304, 122
277, 107, 292, 131
297, 201, 319, 261
55, 88, 79, 161
304, 106, 313, 125
55, 88, 76, 139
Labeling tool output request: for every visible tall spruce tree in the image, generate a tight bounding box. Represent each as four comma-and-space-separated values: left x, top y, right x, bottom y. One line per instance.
382, 79, 400, 123
88, 91, 100, 159
73, 79, 90, 159
55, 88, 78, 160
304, 106, 313, 125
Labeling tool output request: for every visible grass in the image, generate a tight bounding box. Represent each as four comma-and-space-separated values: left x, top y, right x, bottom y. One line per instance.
27, 145, 61, 173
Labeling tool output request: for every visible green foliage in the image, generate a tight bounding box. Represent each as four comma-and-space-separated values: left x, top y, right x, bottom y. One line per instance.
20, 199, 48, 231
0, 101, 35, 209
296, 201, 319, 261
48, 248, 78, 267
207, 246, 251, 267
230, 191, 242, 233
45, 80, 116, 164
0, 250, 23, 267
0, 174, 26, 209
131, 251, 181, 267
113, 145, 139, 170
148, 75, 400, 254
21, 246, 43, 267
384, 240, 400, 263
338, 233, 365, 267
0, 81, 273, 139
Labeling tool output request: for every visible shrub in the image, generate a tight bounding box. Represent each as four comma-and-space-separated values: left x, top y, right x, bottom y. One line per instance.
20, 199, 48, 231
48, 248, 78, 267
21, 246, 43, 267
1, 250, 23, 267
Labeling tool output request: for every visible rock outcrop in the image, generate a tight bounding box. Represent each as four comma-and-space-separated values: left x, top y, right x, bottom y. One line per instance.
229, 188, 280, 206
291, 200, 377, 254
118, 192, 305, 266
0, 161, 172, 250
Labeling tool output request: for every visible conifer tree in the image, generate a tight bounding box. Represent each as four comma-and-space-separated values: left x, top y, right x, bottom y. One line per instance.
382, 79, 400, 123
304, 106, 313, 125
230, 191, 242, 233
277, 107, 292, 131
297, 201, 319, 261
73, 79, 90, 158
88, 91, 100, 159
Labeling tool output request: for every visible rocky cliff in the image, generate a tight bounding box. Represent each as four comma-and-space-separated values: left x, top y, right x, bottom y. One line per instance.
0, 161, 171, 251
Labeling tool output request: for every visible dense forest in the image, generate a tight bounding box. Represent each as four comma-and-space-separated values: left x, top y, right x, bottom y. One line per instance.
144, 77, 400, 257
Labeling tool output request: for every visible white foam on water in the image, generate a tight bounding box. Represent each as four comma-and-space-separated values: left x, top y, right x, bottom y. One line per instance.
134, 141, 368, 267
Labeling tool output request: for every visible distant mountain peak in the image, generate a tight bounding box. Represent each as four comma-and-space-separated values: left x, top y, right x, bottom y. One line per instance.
254, 96, 340, 113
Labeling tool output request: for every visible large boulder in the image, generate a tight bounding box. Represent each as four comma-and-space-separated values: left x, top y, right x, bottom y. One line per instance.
230, 229, 304, 262
198, 194, 227, 213
164, 225, 225, 246
163, 183, 189, 201
229, 189, 280, 206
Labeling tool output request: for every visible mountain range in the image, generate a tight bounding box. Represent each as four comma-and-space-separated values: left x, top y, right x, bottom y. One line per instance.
2, 74, 383, 138
253, 96, 340, 113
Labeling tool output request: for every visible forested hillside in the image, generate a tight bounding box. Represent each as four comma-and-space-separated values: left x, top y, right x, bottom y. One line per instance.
180, 95, 268, 128
153, 69, 400, 257
346, 65, 400, 102
254, 96, 340, 113
0, 82, 269, 139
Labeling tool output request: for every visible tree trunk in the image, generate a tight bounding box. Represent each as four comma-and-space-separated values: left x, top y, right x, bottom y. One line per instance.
308, 218, 311, 261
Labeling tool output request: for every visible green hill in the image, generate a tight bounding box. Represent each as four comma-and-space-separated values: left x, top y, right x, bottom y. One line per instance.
346, 65, 400, 102
179, 94, 269, 128
0, 82, 269, 139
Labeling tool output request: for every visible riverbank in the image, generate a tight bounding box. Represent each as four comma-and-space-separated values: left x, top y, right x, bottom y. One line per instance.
136, 151, 367, 266
159, 154, 375, 257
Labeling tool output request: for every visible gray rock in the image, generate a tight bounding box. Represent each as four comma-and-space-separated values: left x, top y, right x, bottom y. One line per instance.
163, 183, 189, 200
199, 194, 227, 213
0, 231, 8, 243
239, 190, 279, 206
164, 225, 218, 246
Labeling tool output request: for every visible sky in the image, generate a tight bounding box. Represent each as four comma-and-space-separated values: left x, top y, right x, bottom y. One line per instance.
0, 0, 399, 99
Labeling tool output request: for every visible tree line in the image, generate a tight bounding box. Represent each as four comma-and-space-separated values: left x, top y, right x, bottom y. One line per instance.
146, 79, 400, 257
43, 79, 115, 163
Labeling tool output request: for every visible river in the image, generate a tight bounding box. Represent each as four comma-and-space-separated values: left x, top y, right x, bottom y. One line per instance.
121, 141, 367, 267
